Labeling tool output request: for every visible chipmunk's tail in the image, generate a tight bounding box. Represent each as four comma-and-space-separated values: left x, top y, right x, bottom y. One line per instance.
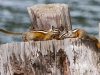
0, 29, 24, 35
88, 35, 100, 48
97, 43, 100, 48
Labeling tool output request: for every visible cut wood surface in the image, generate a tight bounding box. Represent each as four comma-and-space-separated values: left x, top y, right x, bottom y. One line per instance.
0, 38, 100, 75
27, 4, 72, 30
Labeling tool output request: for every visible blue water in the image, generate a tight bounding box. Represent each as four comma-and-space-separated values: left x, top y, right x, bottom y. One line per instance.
0, 0, 100, 44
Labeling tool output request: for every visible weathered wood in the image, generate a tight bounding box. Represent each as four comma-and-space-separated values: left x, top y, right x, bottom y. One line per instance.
27, 4, 72, 31
0, 38, 100, 75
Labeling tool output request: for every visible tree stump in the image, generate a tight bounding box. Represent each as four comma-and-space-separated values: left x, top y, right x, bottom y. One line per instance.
0, 39, 100, 75
27, 4, 72, 30
0, 4, 100, 75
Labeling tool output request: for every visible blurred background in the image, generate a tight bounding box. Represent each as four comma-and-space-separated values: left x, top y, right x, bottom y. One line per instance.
0, 0, 100, 44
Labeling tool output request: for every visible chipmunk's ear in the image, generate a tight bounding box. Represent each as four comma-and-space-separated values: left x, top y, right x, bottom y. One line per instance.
52, 26, 56, 30
50, 25, 56, 31
59, 26, 64, 31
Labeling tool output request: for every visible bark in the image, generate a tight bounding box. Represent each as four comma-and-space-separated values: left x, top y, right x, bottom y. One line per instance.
27, 4, 72, 31
0, 38, 100, 75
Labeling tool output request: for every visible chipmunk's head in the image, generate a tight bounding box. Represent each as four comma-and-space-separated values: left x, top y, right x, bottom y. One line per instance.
49, 26, 60, 34
58, 28, 68, 39
48, 26, 60, 40
67, 29, 80, 38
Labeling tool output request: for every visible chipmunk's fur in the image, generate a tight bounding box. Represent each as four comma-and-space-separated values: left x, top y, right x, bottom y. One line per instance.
60, 28, 100, 48
0, 26, 60, 41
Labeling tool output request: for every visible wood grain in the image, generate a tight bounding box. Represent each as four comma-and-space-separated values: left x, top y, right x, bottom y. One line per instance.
0, 38, 100, 75
27, 4, 72, 31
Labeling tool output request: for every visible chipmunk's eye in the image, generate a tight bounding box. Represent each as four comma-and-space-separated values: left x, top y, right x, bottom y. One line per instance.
66, 31, 68, 33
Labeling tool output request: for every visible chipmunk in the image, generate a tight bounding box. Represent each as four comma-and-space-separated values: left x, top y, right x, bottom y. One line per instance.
0, 26, 60, 41
59, 28, 100, 48
29, 26, 66, 40
59, 28, 68, 40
